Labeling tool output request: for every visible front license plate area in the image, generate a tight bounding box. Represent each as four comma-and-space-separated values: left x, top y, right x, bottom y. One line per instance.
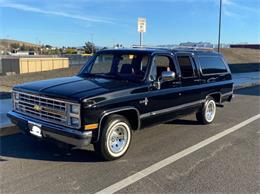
28, 121, 42, 138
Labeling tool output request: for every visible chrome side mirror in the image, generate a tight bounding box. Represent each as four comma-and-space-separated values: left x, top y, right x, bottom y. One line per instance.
161, 71, 176, 82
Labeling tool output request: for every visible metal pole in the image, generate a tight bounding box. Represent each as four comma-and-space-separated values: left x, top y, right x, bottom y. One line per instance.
140, 32, 141, 46
91, 33, 94, 53
140, 32, 143, 47
218, 0, 222, 52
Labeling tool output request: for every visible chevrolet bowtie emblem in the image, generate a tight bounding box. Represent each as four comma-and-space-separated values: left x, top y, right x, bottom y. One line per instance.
33, 105, 42, 112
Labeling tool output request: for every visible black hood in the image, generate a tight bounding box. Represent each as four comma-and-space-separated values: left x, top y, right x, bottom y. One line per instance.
14, 76, 137, 101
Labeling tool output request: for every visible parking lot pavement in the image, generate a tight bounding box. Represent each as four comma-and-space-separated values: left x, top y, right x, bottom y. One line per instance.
0, 86, 259, 193
117, 120, 260, 194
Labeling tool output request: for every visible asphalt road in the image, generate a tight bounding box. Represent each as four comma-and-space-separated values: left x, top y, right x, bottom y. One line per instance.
0, 86, 259, 193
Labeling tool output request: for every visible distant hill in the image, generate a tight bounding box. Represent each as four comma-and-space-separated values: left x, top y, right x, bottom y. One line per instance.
0, 39, 41, 49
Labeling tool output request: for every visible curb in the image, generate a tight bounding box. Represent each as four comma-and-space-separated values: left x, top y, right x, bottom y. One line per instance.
0, 82, 259, 137
233, 81, 260, 90
0, 91, 11, 100
0, 125, 20, 137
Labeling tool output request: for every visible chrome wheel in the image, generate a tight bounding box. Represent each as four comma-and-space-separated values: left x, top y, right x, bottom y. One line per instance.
106, 121, 131, 157
205, 100, 216, 122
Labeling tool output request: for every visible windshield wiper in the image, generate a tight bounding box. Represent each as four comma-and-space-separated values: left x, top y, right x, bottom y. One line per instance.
80, 72, 96, 77
81, 72, 137, 82
81, 73, 118, 79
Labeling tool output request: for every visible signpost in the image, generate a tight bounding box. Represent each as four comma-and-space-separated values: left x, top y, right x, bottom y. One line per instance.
138, 17, 146, 46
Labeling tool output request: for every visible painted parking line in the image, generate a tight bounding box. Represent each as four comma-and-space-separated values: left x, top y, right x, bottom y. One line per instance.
96, 114, 260, 194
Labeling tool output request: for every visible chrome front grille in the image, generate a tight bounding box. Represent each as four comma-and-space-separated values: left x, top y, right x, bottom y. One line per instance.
13, 91, 81, 128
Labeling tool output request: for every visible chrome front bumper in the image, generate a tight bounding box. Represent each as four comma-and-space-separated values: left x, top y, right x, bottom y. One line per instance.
7, 111, 92, 148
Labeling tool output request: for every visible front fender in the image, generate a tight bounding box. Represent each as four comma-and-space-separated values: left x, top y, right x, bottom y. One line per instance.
94, 106, 140, 143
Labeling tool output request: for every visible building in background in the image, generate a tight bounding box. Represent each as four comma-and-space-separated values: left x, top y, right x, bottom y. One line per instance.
0, 56, 69, 76
230, 44, 260, 50
179, 42, 214, 48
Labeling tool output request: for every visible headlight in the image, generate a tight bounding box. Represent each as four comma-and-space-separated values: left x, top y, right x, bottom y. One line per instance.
70, 104, 80, 114
13, 92, 19, 100
70, 117, 79, 126
68, 103, 80, 128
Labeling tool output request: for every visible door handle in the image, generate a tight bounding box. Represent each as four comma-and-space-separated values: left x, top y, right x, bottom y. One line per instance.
207, 77, 217, 82
172, 81, 181, 85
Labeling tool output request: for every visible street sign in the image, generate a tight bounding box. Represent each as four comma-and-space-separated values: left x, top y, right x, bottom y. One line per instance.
138, 17, 146, 33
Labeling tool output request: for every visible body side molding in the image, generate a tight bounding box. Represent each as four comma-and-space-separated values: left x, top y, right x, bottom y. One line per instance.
140, 100, 205, 119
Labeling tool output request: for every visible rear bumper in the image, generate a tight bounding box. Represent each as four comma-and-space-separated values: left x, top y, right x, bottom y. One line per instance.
7, 111, 92, 148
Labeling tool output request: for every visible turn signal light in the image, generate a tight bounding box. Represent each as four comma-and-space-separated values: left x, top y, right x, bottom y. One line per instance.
84, 124, 98, 130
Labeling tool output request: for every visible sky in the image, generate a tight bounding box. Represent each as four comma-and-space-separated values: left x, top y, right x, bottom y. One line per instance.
0, 0, 259, 47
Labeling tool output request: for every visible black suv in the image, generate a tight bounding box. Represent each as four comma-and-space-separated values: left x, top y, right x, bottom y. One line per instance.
8, 48, 233, 160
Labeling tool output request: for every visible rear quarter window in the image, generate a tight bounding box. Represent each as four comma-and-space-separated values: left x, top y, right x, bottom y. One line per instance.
199, 56, 228, 74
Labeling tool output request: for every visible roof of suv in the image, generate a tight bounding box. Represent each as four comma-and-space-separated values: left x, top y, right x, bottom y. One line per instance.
99, 48, 221, 57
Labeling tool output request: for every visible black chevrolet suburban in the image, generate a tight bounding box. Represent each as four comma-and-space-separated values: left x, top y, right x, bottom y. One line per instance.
8, 48, 234, 160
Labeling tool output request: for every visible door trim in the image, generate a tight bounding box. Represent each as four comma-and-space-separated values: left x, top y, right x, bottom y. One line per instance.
140, 99, 205, 119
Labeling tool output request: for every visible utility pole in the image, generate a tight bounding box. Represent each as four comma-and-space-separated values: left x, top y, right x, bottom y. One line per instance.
90, 33, 94, 54
218, 0, 222, 52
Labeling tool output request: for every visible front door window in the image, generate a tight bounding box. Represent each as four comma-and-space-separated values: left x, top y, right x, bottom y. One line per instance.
150, 55, 176, 81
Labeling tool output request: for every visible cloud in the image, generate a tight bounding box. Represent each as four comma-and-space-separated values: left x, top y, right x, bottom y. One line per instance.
222, 0, 259, 13
223, 8, 238, 17
218, 0, 260, 18
232, 3, 260, 14
0, 1, 114, 24
222, 0, 234, 5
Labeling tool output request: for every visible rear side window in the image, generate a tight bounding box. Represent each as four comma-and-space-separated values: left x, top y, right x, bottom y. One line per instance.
177, 56, 194, 78
199, 56, 228, 74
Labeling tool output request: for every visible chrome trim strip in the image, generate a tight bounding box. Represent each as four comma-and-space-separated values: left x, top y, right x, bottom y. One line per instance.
140, 100, 205, 119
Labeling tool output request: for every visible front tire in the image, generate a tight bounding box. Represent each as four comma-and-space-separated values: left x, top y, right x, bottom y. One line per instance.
196, 97, 216, 124
94, 115, 132, 161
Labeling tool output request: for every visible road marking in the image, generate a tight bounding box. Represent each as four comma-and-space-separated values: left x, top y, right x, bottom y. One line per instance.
96, 114, 260, 194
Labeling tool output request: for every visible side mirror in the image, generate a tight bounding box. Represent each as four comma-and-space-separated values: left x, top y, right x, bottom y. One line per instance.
161, 71, 176, 82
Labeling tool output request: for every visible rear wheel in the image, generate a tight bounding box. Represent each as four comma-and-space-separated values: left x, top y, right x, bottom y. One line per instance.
94, 115, 132, 161
196, 97, 216, 124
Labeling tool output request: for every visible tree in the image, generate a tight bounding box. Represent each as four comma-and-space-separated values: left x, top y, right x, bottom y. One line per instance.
28, 47, 35, 51
45, 44, 52, 49
83, 41, 96, 54
20, 44, 27, 51
10, 43, 20, 50
65, 47, 77, 54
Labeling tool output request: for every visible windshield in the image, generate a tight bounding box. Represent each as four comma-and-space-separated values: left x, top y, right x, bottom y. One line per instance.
80, 52, 149, 81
